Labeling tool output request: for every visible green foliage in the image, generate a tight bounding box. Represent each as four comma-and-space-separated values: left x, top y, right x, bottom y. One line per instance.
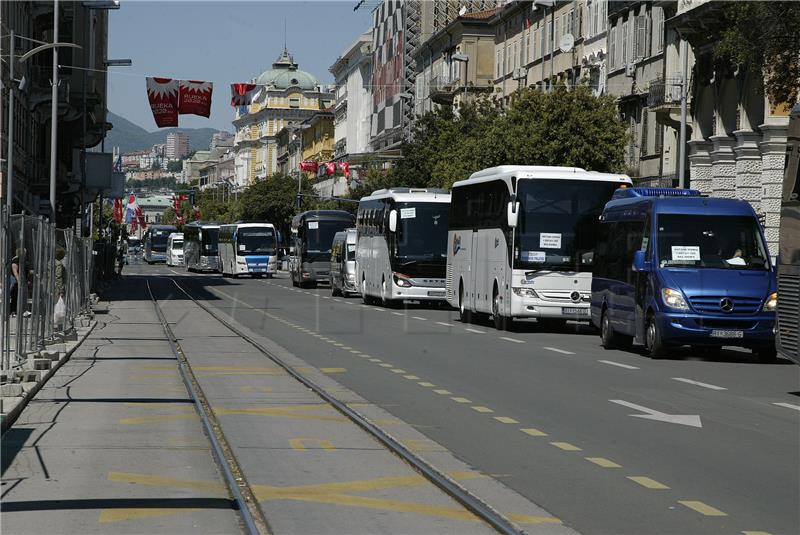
166, 160, 183, 172
712, 1, 800, 104
238, 175, 314, 237
393, 86, 628, 190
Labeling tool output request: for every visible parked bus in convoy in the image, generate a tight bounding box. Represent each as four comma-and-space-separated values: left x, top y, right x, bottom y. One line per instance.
183, 222, 221, 272
777, 103, 800, 364
166, 233, 184, 267
290, 210, 355, 288
330, 228, 358, 297
144, 225, 178, 263
591, 188, 777, 361
218, 222, 278, 278
357, 188, 451, 306
446, 166, 632, 330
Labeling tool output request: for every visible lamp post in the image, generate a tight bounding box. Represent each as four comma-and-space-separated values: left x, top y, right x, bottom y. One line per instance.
451, 52, 469, 103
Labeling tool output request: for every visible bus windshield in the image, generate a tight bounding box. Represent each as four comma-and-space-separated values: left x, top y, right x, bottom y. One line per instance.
394, 202, 449, 264
657, 214, 770, 270
237, 228, 276, 255
202, 228, 219, 256
515, 179, 621, 272
150, 230, 171, 251
171, 240, 184, 250
305, 220, 347, 259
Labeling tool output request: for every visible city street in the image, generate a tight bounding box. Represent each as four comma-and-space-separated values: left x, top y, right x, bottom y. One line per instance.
145, 264, 800, 535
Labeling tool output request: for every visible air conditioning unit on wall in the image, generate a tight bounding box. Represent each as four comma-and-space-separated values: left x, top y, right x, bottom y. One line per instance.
625, 63, 635, 78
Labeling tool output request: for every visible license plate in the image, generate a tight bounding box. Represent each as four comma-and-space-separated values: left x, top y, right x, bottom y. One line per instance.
427, 291, 446, 297
710, 330, 743, 339
562, 307, 588, 316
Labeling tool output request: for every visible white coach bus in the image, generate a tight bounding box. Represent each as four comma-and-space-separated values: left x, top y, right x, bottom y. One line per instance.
356, 188, 451, 306
218, 222, 279, 278
446, 166, 631, 330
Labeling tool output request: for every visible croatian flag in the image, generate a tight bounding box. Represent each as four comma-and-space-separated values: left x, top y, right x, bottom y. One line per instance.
125, 193, 139, 224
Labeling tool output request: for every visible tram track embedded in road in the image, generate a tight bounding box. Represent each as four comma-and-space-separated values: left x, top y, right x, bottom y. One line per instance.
162, 275, 526, 535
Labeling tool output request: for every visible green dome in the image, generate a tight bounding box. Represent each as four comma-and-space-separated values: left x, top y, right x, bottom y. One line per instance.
255, 48, 319, 90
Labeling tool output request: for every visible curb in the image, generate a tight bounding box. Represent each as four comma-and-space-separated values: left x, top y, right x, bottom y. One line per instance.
1, 320, 97, 435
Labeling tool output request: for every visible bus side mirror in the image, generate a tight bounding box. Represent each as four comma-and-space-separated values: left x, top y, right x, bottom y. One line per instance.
388, 210, 398, 232
507, 202, 520, 228
632, 250, 649, 272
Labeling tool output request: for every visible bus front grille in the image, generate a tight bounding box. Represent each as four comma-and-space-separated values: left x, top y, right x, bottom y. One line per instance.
778, 273, 800, 355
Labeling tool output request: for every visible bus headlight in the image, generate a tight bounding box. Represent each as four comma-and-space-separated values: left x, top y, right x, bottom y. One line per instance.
764, 292, 778, 311
393, 273, 412, 287
662, 288, 689, 310
512, 287, 539, 298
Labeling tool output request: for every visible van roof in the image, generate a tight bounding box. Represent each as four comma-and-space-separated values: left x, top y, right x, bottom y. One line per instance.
605, 195, 758, 217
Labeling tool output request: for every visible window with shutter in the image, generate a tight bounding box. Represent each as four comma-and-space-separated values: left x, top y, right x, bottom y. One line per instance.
640, 109, 649, 157
621, 21, 628, 66
608, 26, 616, 69
635, 15, 646, 62
654, 122, 664, 154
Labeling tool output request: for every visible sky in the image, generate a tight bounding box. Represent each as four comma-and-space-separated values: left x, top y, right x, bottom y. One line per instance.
107, 1, 374, 133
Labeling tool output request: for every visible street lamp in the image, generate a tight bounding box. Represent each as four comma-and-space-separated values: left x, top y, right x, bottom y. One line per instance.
451, 52, 469, 102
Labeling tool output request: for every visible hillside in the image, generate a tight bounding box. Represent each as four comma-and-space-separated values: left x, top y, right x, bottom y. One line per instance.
106, 111, 227, 154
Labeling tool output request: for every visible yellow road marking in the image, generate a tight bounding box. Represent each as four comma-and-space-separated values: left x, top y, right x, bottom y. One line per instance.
678, 500, 727, 516
289, 438, 336, 451
433, 389, 452, 395
494, 416, 518, 424
123, 403, 194, 410
119, 413, 199, 425
586, 457, 621, 468
628, 476, 669, 489
239, 386, 274, 393
471, 406, 493, 413
215, 404, 347, 422
520, 428, 548, 437
506, 513, 563, 525
451, 397, 471, 403
108, 472, 224, 493
197, 370, 285, 377
403, 375, 421, 380
99, 508, 203, 523
192, 366, 282, 372
320, 368, 346, 374
550, 442, 582, 451
418, 382, 435, 387
402, 439, 446, 453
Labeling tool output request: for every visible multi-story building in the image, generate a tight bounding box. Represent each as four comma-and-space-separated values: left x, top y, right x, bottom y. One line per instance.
671, 0, 792, 256
330, 31, 373, 168
413, 8, 497, 114
1, 1, 110, 226
198, 149, 235, 190
232, 48, 333, 186
210, 131, 234, 150
275, 126, 303, 178
166, 132, 189, 160
182, 150, 214, 186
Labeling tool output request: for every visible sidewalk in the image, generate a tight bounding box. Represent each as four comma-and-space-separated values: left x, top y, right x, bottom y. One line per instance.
1, 275, 573, 534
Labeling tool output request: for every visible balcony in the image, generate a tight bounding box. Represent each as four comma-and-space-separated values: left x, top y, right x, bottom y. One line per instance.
429, 75, 460, 105
647, 75, 683, 128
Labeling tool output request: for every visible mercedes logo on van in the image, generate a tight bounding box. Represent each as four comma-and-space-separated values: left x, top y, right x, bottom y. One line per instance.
720, 298, 735, 313
570, 291, 581, 303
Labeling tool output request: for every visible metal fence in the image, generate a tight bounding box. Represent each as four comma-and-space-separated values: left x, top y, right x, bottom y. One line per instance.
1, 206, 93, 377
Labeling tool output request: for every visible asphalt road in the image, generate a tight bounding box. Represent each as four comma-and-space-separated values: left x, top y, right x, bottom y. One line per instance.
146, 263, 799, 535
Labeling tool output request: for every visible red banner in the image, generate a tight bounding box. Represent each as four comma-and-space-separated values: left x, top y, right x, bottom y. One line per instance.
146, 77, 179, 128
179, 80, 213, 117
338, 161, 350, 178
325, 162, 337, 176
300, 161, 319, 173
230, 83, 262, 107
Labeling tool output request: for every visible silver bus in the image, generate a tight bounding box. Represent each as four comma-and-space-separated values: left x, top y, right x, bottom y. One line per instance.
184, 222, 220, 272
144, 225, 177, 264
218, 222, 279, 278
289, 210, 355, 288
356, 188, 451, 306
446, 166, 631, 330
777, 103, 800, 364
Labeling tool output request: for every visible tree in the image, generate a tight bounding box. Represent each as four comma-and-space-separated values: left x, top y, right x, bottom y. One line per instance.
167, 160, 183, 173
712, 1, 800, 105
238, 175, 315, 237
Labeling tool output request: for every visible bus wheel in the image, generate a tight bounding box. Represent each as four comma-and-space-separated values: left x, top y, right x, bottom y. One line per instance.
600, 310, 617, 349
645, 314, 667, 359
458, 285, 471, 324
492, 291, 509, 331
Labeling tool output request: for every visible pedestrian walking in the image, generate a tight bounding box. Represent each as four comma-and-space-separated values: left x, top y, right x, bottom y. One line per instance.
116, 240, 127, 277
53, 247, 67, 331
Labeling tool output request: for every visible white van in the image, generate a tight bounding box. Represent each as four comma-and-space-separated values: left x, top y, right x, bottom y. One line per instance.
166, 232, 185, 267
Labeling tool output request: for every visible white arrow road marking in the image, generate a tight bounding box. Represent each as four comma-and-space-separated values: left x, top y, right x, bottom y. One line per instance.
773, 402, 800, 412
672, 377, 726, 391
610, 399, 702, 428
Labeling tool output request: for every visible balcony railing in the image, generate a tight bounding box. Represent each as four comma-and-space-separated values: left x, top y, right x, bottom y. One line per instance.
647, 75, 682, 109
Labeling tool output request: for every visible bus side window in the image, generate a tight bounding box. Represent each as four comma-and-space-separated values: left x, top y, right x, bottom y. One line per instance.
623, 220, 646, 285
594, 221, 610, 278
605, 222, 626, 283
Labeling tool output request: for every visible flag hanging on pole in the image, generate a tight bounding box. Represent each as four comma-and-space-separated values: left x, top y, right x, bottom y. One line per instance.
146, 77, 179, 128
230, 83, 262, 106
338, 161, 350, 178
300, 161, 319, 173
179, 80, 213, 117
325, 162, 336, 176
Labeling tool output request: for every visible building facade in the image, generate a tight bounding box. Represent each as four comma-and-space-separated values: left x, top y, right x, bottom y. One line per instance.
330, 31, 373, 165
166, 132, 189, 160
1, 1, 110, 227
232, 49, 333, 186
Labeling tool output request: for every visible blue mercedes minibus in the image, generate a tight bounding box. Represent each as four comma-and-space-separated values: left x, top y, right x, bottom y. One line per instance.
591, 188, 777, 362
